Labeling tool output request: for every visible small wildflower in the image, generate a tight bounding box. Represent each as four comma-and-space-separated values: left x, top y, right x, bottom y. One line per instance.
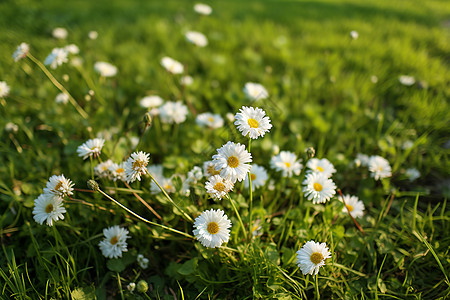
340, 194, 365, 218
161, 56, 184, 74
185, 31, 208, 47
194, 3, 212, 15
124, 151, 150, 183
244, 164, 269, 191
137, 254, 149, 269
399, 75, 415, 86
94, 61, 117, 77
181, 75, 194, 86
234, 106, 272, 139
243, 82, 268, 101
368, 155, 392, 180
139, 95, 163, 109
193, 209, 231, 248
127, 282, 136, 293
0, 81, 11, 98
76, 138, 105, 160
94, 159, 113, 178
302, 173, 336, 204
306, 158, 336, 178
297, 240, 331, 275
159, 101, 189, 124
212, 141, 252, 183
109, 162, 126, 182
44, 48, 68, 69
350, 30, 359, 39
205, 175, 234, 200
44, 174, 74, 197
203, 160, 222, 177
33, 193, 66, 226
55, 93, 69, 104
98, 225, 129, 258
405, 167, 420, 181
52, 27, 68, 39
88, 31, 98, 40
196, 112, 224, 129
270, 151, 303, 177
12, 43, 29, 62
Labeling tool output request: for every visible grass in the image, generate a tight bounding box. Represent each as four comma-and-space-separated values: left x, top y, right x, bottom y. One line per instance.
1, 0, 449, 299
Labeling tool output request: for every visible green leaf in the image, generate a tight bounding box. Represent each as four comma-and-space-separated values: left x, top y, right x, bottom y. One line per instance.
106, 259, 125, 273
71, 286, 96, 300
177, 258, 198, 276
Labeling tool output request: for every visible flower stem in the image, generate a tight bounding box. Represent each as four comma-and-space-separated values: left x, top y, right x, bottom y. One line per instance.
147, 172, 193, 223
89, 156, 94, 180
315, 274, 320, 300
27, 53, 89, 120
247, 137, 253, 242
96, 187, 194, 239
337, 189, 365, 234
123, 181, 162, 221
226, 194, 247, 239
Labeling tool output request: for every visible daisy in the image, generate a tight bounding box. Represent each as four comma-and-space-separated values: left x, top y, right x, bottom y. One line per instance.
88, 31, 98, 40
368, 155, 392, 180
127, 283, 136, 293
55, 93, 69, 104
244, 164, 268, 191
12, 43, 29, 62
399, 75, 415, 86
161, 56, 184, 74
181, 75, 194, 86
205, 175, 234, 200
33, 193, 66, 226
0, 81, 11, 98
139, 95, 163, 109
270, 151, 303, 177
340, 194, 365, 218
203, 160, 221, 177
185, 31, 208, 47
137, 254, 149, 269
94, 61, 117, 77
43, 174, 74, 197
350, 30, 359, 39
212, 141, 252, 183
306, 158, 336, 178
225, 112, 235, 122
94, 159, 113, 178
159, 101, 189, 124
124, 151, 150, 183
148, 165, 173, 194
109, 162, 126, 182
5, 122, 19, 133
52, 27, 68, 39
302, 172, 336, 204
76, 138, 105, 160
194, 3, 212, 15
64, 44, 79, 54
98, 225, 129, 259
196, 112, 224, 129
44, 48, 68, 69
243, 82, 269, 101
193, 209, 231, 248
354, 153, 370, 167
405, 168, 420, 181
234, 106, 272, 139
297, 240, 331, 275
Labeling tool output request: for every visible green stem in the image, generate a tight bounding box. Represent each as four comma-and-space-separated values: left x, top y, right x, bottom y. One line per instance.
226, 194, 247, 239
147, 172, 193, 223
315, 274, 320, 300
117, 273, 124, 300
90, 156, 94, 180
97, 188, 194, 239
27, 53, 89, 120
248, 137, 253, 242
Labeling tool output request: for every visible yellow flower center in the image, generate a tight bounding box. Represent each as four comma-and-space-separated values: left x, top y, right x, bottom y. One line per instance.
284, 162, 291, 168
208, 117, 214, 123
310, 252, 324, 265
346, 204, 354, 212
207, 165, 221, 176
132, 160, 147, 171
45, 204, 54, 213
250, 173, 257, 181
227, 156, 239, 168
54, 181, 63, 191
313, 182, 323, 192
247, 118, 259, 128
116, 168, 124, 174
164, 184, 172, 190
213, 182, 226, 192
316, 166, 324, 172
110, 236, 119, 245
207, 222, 219, 234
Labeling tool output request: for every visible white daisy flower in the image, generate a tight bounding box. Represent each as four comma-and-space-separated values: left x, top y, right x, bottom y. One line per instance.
55, 93, 69, 104
194, 3, 212, 15
405, 168, 420, 181
399, 75, 415, 86
148, 165, 172, 194
76, 138, 105, 160
64, 44, 79, 54
98, 225, 129, 259
161, 56, 184, 74
350, 30, 359, 39
88, 31, 98, 40
270, 151, 303, 177
43, 174, 74, 197
159, 101, 189, 124
33, 193, 66, 226
124, 151, 150, 183
371, 75, 378, 83
225, 112, 235, 122
137, 254, 149, 269
340, 194, 365, 218
94, 61, 117, 77
44, 48, 68, 69
243, 82, 269, 101
52, 27, 68, 39
94, 159, 113, 178
185, 31, 208, 47
244, 164, 268, 191
296, 240, 331, 275
5, 122, 19, 133
368, 155, 392, 180
203, 160, 222, 177
187, 166, 203, 182
302, 172, 336, 204
196, 112, 224, 129
180, 75, 194, 86
205, 175, 234, 200
0, 81, 11, 98
354, 153, 370, 167
139, 95, 163, 109
193, 209, 231, 248
212, 141, 252, 183
12, 43, 29, 62
108, 162, 126, 182
127, 282, 136, 293
306, 158, 336, 178
234, 106, 272, 139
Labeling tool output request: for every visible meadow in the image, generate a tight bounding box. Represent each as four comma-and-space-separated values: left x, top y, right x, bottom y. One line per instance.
1, 0, 449, 299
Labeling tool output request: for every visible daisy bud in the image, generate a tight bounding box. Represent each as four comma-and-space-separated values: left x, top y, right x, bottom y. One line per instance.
305, 147, 315, 159
137, 280, 148, 293
87, 179, 99, 191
